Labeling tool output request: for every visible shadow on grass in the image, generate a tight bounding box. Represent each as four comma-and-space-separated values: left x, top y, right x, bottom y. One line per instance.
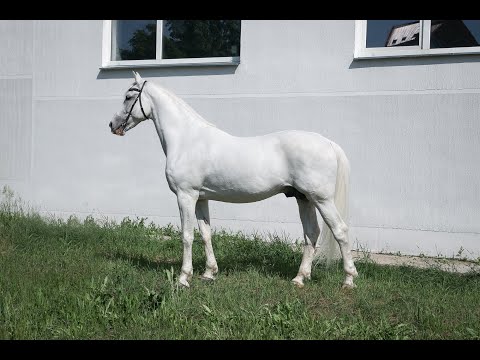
98, 247, 305, 281
100, 251, 183, 272
217, 255, 301, 280
99, 244, 474, 288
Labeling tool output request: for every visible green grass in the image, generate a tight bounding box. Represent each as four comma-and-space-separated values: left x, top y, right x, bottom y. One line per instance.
1, 188, 479, 339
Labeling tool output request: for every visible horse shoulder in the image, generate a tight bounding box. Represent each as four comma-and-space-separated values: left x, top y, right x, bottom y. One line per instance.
165, 152, 205, 193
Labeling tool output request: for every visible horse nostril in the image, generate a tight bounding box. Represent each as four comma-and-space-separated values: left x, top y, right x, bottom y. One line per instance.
109, 121, 113, 129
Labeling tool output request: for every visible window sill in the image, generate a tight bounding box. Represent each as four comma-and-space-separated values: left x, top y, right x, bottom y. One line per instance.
354, 47, 480, 60
100, 56, 240, 69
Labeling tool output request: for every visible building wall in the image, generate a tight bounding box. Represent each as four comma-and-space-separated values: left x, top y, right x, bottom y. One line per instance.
1, 20, 479, 259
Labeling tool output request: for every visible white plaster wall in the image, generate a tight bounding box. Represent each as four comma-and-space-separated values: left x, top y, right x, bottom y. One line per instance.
0, 21, 32, 76
1, 20, 479, 259
0, 21, 33, 200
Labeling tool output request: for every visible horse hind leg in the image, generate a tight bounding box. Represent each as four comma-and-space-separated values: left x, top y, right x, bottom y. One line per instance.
292, 198, 320, 288
314, 198, 358, 288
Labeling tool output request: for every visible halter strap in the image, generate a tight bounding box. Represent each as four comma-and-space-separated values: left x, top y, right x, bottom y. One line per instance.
120, 80, 148, 130
127, 80, 148, 119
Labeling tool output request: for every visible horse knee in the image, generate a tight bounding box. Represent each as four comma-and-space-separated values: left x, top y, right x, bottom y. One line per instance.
182, 233, 194, 246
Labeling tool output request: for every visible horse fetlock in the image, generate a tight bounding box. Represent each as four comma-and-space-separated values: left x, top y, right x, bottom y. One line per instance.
344, 264, 358, 277
180, 268, 193, 281
292, 275, 305, 288
200, 272, 216, 281
179, 265, 193, 286
351, 266, 358, 277
342, 274, 356, 289
203, 262, 218, 276
178, 275, 190, 288
342, 282, 356, 290
299, 269, 311, 280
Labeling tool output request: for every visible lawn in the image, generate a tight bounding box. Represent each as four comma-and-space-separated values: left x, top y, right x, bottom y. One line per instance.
1, 191, 479, 339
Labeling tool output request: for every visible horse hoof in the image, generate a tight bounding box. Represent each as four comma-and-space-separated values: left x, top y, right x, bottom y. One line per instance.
178, 279, 190, 288
200, 274, 215, 281
291, 278, 305, 288
341, 282, 356, 290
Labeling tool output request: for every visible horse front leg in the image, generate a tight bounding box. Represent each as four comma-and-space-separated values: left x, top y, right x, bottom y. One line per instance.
177, 191, 198, 288
196, 200, 218, 280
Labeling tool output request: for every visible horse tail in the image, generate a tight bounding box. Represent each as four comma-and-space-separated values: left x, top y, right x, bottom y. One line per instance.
316, 141, 350, 265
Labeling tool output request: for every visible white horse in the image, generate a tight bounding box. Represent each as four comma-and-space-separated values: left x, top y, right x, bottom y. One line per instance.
109, 71, 358, 289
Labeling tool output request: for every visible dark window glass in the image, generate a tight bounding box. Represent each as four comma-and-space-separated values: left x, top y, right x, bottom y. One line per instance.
430, 20, 480, 48
112, 20, 156, 60
367, 20, 420, 48
162, 20, 241, 59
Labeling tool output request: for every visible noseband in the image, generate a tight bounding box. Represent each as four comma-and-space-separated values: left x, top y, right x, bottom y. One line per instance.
120, 80, 148, 130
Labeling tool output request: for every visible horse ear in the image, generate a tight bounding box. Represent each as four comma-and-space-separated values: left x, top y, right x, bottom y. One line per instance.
133, 71, 143, 84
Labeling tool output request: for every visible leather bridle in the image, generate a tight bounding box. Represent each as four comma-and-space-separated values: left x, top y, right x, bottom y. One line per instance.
119, 80, 149, 131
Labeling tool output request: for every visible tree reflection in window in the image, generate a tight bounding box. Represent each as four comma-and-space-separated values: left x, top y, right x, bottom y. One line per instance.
114, 20, 156, 60
162, 20, 241, 59
113, 20, 241, 61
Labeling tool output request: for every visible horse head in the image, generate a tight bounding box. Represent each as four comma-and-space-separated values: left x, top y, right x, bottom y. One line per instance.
109, 71, 152, 136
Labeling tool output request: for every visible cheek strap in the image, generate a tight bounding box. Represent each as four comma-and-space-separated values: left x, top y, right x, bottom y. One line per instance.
120, 80, 148, 129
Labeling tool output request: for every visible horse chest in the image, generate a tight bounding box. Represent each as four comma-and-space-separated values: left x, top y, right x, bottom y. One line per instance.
164, 159, 204, 192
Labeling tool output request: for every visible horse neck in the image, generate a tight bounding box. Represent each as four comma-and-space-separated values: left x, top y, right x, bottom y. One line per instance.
147, 84, 215, 156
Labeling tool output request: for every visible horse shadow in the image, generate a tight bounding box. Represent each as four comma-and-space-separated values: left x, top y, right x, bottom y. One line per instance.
99, 247, 304, 281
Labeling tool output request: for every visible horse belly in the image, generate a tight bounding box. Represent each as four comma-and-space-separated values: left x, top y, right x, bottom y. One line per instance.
200, 157, 288, 203
200, 185, 284, 203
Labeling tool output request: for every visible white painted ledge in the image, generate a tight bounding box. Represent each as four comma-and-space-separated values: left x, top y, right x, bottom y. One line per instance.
100, 57, 240, 69
354, 47, 480, 60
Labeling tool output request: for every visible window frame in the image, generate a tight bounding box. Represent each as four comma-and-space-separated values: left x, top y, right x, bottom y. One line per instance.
354, 20, 480, 59
101, 20, 241, 69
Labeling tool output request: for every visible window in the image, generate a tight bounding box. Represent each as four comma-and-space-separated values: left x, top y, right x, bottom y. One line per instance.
102, 20, 241, 68
354, 20, 480, 59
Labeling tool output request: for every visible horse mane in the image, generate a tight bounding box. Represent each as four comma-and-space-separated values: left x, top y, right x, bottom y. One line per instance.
149, 82, 217, 128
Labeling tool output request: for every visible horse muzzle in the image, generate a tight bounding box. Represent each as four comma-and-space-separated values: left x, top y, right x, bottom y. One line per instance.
113, 127, 125, 136
109, 120, 126, 136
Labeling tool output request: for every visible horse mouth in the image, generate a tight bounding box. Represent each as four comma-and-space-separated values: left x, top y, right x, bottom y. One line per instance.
112, 119, 139, 136
114, 121, 139, 136
112, 124, 127, 136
